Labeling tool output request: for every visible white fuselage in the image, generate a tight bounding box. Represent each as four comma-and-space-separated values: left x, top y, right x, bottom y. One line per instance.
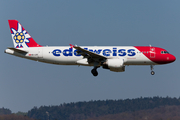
5, 46, 154, 66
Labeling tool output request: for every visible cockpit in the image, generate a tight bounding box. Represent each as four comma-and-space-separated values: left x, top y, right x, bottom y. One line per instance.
161, 51, 169, 54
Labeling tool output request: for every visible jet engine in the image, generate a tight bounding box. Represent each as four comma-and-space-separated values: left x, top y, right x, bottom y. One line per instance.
102, 59, 125, 72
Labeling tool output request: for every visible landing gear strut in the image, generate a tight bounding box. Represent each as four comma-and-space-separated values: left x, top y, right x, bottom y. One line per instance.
91, 67, 98, 76
150, 65, 155, 75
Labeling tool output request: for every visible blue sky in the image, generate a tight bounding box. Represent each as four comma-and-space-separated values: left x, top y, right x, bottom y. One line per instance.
0, 0, 179, 112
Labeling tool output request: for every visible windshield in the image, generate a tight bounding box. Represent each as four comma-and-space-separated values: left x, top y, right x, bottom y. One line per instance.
161, 51, 169, 54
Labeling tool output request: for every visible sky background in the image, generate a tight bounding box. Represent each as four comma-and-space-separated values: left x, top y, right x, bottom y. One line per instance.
0, 0, 179, 113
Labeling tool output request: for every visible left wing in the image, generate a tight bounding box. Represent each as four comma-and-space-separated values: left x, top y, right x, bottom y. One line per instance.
72, 45, 107, 60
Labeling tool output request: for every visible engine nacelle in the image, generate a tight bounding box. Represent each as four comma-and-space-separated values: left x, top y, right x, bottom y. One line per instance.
102, 59, 125, 72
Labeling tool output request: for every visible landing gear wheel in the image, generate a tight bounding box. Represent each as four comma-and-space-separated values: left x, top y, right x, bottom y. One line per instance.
91, 69, 98, 76
150, 65, 155, 75
151, 71, 155, 75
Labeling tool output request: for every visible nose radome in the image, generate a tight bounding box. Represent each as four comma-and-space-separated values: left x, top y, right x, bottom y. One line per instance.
169, 54, 176, 63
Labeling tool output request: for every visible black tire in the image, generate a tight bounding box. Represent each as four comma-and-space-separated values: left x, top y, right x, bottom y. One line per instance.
91, 69, 98, 76
151, 71, 155, 75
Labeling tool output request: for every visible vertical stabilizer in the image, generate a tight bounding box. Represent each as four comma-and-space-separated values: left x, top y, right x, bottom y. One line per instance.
8, 20, 42, 48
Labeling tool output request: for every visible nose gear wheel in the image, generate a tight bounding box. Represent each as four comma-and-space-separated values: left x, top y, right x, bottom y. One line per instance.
150, 65, 155, 75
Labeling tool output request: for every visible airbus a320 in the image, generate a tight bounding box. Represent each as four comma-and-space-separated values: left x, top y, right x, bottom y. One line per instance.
5, 20, 176, 76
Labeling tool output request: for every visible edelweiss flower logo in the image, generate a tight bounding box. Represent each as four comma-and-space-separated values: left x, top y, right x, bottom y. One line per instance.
14, 32, 25, 43
11, 23, 31, 48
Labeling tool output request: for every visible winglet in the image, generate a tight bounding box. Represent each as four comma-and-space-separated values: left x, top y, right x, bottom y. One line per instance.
69, 44, 75, 48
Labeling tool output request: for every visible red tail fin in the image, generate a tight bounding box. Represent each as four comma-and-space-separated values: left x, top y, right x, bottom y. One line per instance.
8, 20, 42, 48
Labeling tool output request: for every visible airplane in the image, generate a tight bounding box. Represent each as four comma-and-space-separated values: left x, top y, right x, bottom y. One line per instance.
5, 20, 176, 76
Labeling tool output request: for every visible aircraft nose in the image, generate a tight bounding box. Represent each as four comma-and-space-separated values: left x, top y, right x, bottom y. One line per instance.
168, 54, 176, 63
172, 55, 176, 62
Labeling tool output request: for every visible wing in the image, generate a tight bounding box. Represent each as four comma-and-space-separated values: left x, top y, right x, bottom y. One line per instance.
73, 45, 107, 60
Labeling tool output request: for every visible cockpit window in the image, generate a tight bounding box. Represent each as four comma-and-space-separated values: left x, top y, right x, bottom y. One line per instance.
161, 51, 169, 54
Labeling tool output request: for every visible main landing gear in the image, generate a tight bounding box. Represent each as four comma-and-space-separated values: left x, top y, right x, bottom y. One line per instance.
91, 67, 98, 76
150, 65, 155, 75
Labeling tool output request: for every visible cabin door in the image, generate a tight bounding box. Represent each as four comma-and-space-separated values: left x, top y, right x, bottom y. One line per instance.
150, 47, 155, 58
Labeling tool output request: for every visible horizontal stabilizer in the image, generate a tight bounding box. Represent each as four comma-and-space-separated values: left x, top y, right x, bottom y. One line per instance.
8, 47, 28, 54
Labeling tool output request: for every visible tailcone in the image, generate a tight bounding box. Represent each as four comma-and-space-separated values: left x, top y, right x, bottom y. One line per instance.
4, 48, 14, 54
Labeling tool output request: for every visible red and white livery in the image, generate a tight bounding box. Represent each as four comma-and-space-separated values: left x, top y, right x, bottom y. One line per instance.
5, 20, 176, 76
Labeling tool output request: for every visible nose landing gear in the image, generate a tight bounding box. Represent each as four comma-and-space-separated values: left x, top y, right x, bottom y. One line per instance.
150, 65, 155, 75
